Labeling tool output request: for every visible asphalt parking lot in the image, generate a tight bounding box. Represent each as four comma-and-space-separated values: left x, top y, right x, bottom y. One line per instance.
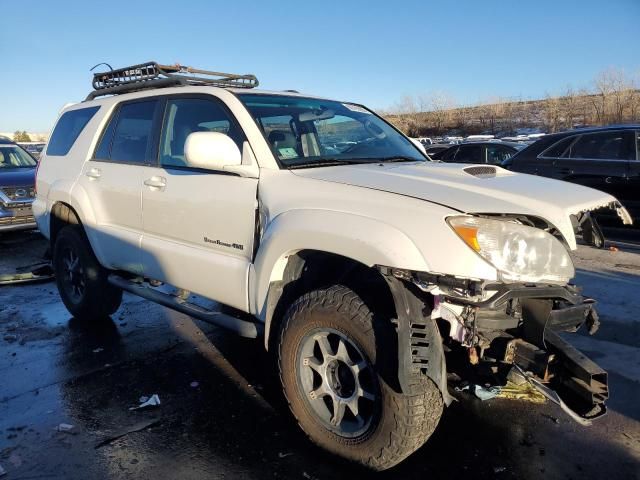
1, 231, 639, 479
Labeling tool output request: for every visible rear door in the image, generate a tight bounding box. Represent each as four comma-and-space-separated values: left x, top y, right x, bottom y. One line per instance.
551, 130, 633, 196
76, 99, 162, 273
140, 95, 259, 311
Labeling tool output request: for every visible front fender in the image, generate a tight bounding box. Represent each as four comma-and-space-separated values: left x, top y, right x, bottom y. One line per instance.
249, 209, 429, 319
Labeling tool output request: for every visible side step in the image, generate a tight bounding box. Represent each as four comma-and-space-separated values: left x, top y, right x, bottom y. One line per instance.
108, 275, 261, 338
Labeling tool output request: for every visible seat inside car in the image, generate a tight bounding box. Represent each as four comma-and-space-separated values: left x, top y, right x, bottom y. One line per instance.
268, 130, 299, 156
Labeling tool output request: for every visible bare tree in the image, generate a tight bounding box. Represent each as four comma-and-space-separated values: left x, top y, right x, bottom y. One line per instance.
560, 85, 578, 129
426, 92, 455, 133
542, 94, 562, 132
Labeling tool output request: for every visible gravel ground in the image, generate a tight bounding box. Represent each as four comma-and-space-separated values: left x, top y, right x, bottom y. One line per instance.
0, 231, 639, 479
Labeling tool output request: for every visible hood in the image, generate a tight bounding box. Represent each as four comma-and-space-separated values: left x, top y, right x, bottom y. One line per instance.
292, 162, 632, 250
0, 167, 36, 187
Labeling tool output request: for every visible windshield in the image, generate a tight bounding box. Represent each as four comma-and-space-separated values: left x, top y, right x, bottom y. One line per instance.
238, 94, 426, 168
0, 145, 37, 168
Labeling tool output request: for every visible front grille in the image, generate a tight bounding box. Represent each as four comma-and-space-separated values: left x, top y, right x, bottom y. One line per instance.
0, 186, 35, 201
0, 215, 35, 226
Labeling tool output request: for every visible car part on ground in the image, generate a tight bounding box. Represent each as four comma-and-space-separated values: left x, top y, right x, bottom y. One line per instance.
0, 263, 54, 285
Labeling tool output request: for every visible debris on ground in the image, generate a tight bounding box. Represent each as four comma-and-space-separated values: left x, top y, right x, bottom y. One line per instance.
455, 383, 501, 401
190, 381, 199, 388
497, 381, 547, 404
542, 414, 560, 424
130, 394, 161, 410
609, 246, 619, 252
278, 452, 294, 458
95, 419, 161, 449
92, 347, 104, 353
56, 423, 75, 433
0, 264, 55, 285
493, 466, 507, 473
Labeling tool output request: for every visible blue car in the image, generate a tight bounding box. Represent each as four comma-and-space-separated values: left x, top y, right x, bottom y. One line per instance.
0, 136, 37, 232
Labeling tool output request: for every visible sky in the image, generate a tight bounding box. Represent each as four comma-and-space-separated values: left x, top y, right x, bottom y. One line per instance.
1, 0, 639, 132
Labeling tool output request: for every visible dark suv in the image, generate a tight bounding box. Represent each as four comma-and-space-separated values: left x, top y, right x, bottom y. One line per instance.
504, 126, 639, 232
433, 141, 525, 164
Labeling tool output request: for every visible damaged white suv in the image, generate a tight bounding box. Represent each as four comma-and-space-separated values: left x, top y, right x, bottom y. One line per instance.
34, 62, 632, 470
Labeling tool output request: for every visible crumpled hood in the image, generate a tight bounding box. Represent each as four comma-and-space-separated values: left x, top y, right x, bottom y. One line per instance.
292, 162, 632, 250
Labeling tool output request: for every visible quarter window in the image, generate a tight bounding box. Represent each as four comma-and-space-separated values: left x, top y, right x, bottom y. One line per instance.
46, 106, 100, 156
440, 146, 458, 161
159, 98, 244, 169
540, 136, 574, 158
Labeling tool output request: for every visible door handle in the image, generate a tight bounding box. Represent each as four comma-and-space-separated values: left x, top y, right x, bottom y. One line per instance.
144, 176, 167, 189
85, 167, 101, 179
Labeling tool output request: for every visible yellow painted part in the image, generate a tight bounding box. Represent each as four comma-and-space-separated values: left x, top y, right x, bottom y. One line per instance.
497, 381, 547, 404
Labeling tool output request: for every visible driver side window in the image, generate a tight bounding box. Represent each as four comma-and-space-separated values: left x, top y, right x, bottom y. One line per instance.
159, 98, 244, 169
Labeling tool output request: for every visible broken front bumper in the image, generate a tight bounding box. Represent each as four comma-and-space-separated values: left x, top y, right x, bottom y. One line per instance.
384, 268, 609, 423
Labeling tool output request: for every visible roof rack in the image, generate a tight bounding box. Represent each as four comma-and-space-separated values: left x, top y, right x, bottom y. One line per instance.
86, 61, 259, 101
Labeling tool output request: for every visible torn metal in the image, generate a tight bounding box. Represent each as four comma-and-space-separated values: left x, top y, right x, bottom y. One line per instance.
383, 266, 609, 424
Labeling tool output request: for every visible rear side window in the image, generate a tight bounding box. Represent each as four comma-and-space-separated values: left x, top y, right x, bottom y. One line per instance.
94, 100, 160, 164
454, 145, 482, 163
570, 131, 634, 160
46, 106, 100, 156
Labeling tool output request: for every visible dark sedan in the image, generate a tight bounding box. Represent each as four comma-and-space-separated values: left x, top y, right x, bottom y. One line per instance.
432, 141, 525, 164
503, 125, 639, 233
0, 137, 37, 232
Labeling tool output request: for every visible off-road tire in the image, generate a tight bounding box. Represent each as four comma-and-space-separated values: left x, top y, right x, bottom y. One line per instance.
278, 285, 443, 470
53, 225, 122, 320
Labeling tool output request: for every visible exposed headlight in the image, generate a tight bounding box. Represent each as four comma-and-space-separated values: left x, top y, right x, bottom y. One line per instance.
447, 216, 574, 284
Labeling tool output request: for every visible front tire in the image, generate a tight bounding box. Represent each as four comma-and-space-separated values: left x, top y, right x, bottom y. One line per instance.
53, 225, 122, 320
278, 285, 443, 470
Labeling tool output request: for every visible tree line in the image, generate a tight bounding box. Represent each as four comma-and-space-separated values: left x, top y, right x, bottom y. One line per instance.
383, 68, 640, 137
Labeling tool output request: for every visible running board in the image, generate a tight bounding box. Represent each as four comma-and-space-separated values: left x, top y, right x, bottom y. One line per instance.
108, 275, 261, 338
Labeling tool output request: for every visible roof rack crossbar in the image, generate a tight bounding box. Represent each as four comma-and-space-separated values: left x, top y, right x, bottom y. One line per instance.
86, 61, 259, 100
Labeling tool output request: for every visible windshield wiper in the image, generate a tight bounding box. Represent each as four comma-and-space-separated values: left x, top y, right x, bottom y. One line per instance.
369, 156, 423, 163
286, 158, 375, 169
286, 156, 423, 169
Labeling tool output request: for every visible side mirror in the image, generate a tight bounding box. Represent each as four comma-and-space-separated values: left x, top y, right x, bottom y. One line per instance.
184, 132, 241, 171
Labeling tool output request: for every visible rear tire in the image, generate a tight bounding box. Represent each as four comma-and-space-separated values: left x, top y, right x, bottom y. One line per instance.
278, 285, 443, 470
53, 225, 122, 320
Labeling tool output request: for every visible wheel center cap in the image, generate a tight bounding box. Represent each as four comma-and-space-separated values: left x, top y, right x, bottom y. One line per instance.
327, 360, 356, 398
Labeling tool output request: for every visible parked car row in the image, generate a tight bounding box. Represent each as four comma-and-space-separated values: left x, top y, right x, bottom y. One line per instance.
430, 141, 526, 164
505, 125, 640, 231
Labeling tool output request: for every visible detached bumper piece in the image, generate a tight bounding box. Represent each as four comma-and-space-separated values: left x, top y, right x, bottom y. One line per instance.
505, 294, 608, 423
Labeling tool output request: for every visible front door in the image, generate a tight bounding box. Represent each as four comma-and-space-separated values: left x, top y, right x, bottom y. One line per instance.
141, 96, 258, 311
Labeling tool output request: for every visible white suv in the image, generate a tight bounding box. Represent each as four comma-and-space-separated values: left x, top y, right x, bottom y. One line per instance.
34, 62, 632, 470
